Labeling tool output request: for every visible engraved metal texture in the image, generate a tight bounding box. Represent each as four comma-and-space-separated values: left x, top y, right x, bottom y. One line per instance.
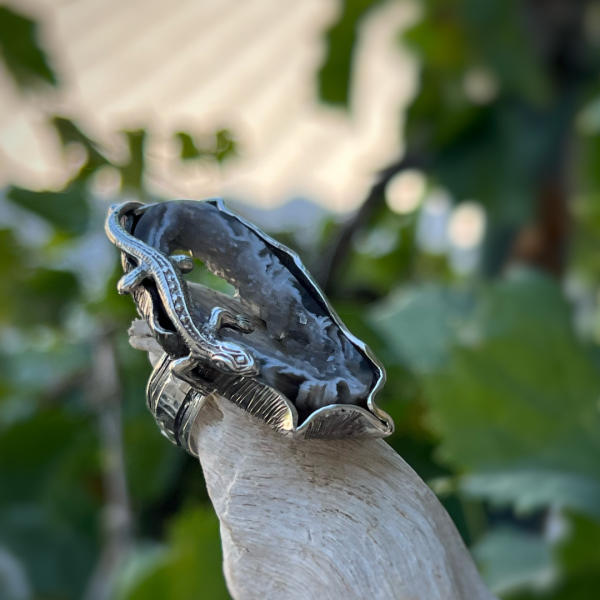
105, 199, 393, 452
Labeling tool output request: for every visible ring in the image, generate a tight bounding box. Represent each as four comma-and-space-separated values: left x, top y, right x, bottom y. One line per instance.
105, 199, 393, 454
146, 352, 209, 457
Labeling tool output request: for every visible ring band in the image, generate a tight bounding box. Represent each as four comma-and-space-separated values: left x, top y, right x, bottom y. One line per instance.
146, 352, 209, 457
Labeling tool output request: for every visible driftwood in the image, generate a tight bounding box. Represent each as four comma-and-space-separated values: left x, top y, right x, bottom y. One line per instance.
131, 320, 496, 600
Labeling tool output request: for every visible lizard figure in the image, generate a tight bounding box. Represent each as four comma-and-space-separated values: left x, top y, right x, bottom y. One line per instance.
105, 201, 259, 377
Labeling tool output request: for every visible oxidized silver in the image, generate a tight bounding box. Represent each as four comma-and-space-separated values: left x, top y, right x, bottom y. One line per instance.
146, 352, 209, 457
105, 199, 393, 454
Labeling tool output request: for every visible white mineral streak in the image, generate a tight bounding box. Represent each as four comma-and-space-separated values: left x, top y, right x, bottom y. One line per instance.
130, 320, 496, 600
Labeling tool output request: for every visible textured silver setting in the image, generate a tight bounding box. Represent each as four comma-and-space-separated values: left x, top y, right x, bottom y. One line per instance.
106, 199, 394, 452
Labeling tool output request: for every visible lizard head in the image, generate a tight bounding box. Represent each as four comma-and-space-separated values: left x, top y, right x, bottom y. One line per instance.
210, 341, 259, 376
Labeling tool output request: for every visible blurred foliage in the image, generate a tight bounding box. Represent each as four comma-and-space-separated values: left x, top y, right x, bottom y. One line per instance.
319, 0, 386, 104
1, 1, 600, 599
8, 185, 91, 235
114, 506, 229, 600
0, 6, 56, 90
318, 0, 600, 598
400, 0, 572, 247
372, 271, 600, 480
176, 129, 238, 164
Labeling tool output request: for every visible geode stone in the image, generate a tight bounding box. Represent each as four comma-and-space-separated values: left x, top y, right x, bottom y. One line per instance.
115, 198, 392, 437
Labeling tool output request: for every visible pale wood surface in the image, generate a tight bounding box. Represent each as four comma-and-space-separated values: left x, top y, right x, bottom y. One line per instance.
132, 320, 496, 600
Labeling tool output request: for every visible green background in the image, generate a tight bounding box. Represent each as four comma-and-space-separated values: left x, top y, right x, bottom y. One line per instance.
1, 1, 600, 598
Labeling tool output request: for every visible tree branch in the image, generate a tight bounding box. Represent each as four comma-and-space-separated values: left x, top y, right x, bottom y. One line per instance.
84, 327, 133, 600
131, 319, 496, 600
196, 394, 496, 600
318, 155, 426, 294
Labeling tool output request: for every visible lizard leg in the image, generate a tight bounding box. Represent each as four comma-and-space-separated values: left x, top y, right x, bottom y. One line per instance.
169, 354, 198, 383
170, 254, 195, 274
207, 306, 254, 336
117, 265, 148, 295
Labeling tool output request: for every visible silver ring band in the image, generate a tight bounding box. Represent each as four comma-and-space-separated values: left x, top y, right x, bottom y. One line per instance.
146, 353, 209, 457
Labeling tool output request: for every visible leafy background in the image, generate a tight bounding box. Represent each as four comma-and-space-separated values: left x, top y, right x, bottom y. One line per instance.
1, 1, 600, 598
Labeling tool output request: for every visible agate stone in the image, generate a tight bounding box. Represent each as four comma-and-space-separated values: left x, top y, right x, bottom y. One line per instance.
133, 200, 376, 421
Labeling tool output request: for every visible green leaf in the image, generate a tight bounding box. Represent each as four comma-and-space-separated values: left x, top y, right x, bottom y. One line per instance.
0, 229, 82, 329
0, 505, 97, 599
124, 414, 183, 505
165, 506, 230, 599
372, 269, 600, 484
520, 571, 600, 600
0, 6, 57, 90
176, 132, 201, 160
119, 130, 146, 192
473, 528, 556, 596
117, 506, 230, 600
7, 184, 91, 235
113, 546, 170, 600
0, 410, 100, 599
214, 129, 237, 163
370, 284, 473, 372
0, 411, 82, 501
403, 0, 551, 105
429, 275, 600, 480
18, 268, 80, 328
175, 129, 238, 164
507, 515, 600, 600
0, 228, 27, 323
459, 471, 600, 523
558, 513, 600, 578
52, 117, 110, 179
318, 0, 384, 106
0, 341, 89, 428
577, 94, 600, 135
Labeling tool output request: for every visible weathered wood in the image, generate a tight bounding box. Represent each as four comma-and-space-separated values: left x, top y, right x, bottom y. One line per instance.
132, 320, 496, 600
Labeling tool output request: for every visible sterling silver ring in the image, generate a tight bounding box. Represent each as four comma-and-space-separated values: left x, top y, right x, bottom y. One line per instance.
105, 198, 393, 454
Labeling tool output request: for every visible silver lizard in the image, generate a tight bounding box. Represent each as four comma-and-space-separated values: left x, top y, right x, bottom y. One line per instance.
105, 201, 258, 377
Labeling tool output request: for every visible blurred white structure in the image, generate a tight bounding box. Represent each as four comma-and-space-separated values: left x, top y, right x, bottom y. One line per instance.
415, 190, 486, 275
448, 201, 486, 250
416, 189, 452, 255
447, 201, 486, 275
0, 0, 418, 212
385, 168, 426, 214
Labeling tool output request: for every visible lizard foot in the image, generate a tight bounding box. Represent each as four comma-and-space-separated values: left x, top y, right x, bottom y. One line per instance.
171, 254, 195, 274
207, 306, 254, 336
170, 354, 198, 383
117, 265, 148, 295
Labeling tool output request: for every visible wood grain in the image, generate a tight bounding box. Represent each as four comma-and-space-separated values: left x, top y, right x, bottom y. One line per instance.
132, 320, 496, 600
